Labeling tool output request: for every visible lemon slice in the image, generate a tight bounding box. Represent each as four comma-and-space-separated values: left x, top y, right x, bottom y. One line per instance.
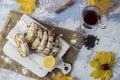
43, 56, 55, 69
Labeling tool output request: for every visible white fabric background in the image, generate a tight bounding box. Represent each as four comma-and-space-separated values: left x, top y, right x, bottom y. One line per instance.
0, 0, 120, 80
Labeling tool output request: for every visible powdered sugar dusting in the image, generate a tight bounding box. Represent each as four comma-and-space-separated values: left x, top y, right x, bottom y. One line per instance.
1, 56, 13, 64
59, 34, 63, 37
70, 39, 77, 44
22, 68, 28, 75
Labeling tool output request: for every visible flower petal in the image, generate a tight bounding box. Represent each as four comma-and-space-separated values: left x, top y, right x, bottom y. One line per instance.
100, 70, 112, 80
90, 59, 101, 69
16, 0, 36, 4
60, 76, 74, 80
106, 52, 116, 67
96, 51, 107, 64
90, 69, 104, 79
17, 0, 36, 14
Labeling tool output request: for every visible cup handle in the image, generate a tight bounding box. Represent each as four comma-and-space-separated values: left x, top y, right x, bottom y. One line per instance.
98, 22, 107, 29
98, 15, 107, 29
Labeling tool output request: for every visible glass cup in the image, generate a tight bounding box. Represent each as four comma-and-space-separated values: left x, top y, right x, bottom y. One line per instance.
79, 6, 107, 33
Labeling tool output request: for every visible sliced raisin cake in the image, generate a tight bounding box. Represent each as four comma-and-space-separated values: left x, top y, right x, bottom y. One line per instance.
14, 22, 61, 58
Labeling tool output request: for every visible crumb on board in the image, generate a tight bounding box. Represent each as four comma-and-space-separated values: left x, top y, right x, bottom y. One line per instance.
8, 25, 11, 27
59, 34, 63, 37
22, 67, 28, 75
70, 39, 77, 44
1, 56, 13, 64
52, 28, 55, 30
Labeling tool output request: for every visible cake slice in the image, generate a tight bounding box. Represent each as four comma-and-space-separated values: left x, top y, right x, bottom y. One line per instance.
49, 36, 61, 57
41, 30, 54, 55
35, 29, 48, 53
14, 33, 29, 57
25, 22, 37, 42
31, 27, 43, 50
44, 35, 61, 57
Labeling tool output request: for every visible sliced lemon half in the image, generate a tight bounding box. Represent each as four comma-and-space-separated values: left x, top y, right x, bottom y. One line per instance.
43, 56, 55, 69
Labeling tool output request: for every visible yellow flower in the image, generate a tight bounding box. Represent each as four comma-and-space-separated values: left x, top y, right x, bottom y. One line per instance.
16, 0, 36, 14
16, 0, 36, 4
90, 51, 116, 80
60, 76, 74, 80
51, 71, 74, 80
85, 0, 114, 14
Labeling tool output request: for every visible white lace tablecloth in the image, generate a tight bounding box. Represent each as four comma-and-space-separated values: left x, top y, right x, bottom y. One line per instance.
0, 0, 120, 80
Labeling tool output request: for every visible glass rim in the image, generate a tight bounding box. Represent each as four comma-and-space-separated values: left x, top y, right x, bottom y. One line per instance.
82, 6, 103, 27
82, 5, 103, 16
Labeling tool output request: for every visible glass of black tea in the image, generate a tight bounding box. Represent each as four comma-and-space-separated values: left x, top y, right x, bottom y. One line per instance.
79, 6, 106, 32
